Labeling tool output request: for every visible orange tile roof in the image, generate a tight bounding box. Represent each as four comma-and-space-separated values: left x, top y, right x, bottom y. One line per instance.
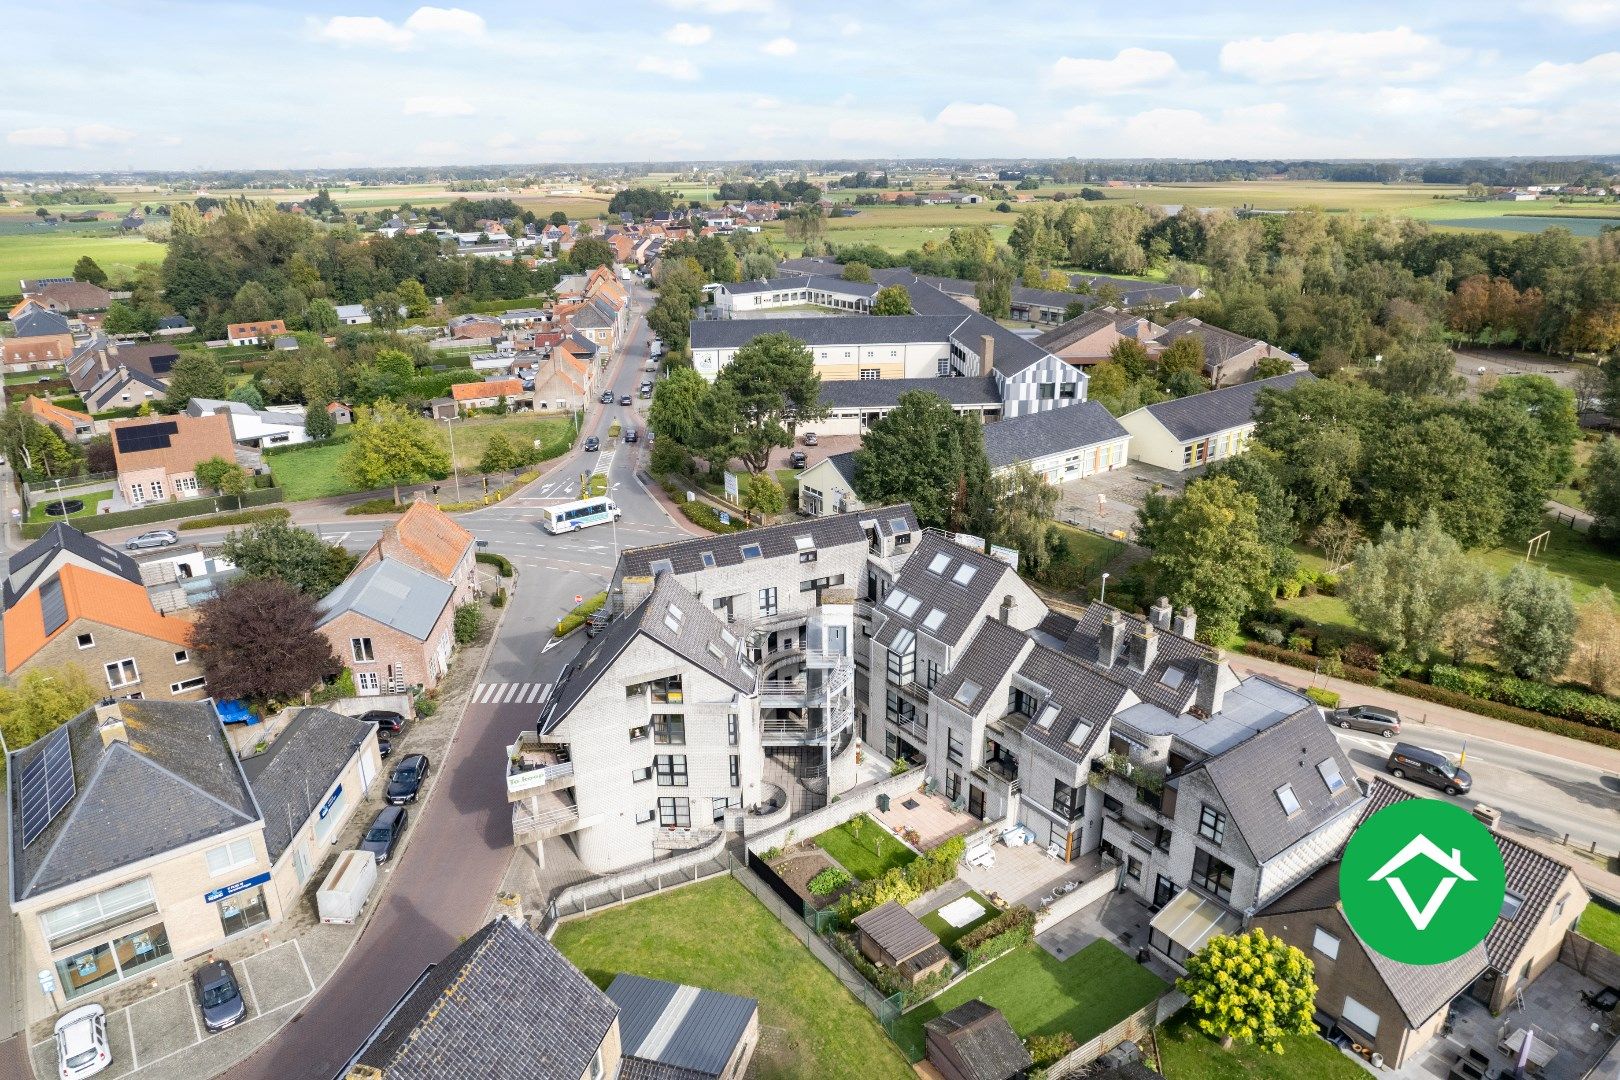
4, 562, 192, 672
21, 395, 91, 432
451, 379, 524, 400
385, 499, 475, 580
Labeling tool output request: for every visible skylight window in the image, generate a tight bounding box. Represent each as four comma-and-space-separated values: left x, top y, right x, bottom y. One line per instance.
923, 608, 947, 632
740, 544, 763, 560
650, 558, 673, 576
953, 679, 981, 708
1160, 667, 1186, 689
795, 535, 814, 551
1317, 759, 1346, 794
1066, 721, 1090, 746
1275, 784, 1301, 816
719, 628, 737, 648
889, 517, 909, 535
1036, 704, 1059, 729
898, 596, 921, 618
883, 588, 910, 611
706, 642, 726, 661
952, 564, 977, 586
1500, 892, 1524, 921
666, 603, 684, 624
663, 613, 682, 633
700, 551, 716, 568
892, 629, 916, 654
928, 552, 951, 574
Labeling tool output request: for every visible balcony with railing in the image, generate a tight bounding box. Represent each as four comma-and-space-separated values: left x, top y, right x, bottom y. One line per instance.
972, 755, 1022, 798
511, 789, 582, 845
653, 826, 722, 851
1101, 805, 1165, 858
506, 733, 575, 800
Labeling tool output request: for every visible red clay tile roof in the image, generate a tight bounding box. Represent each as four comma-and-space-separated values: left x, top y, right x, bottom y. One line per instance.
20, 395, 91, 434
384, 500, 475, 581
451, 379, 524, 400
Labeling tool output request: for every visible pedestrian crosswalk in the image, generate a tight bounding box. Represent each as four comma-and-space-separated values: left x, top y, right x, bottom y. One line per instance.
471, 681, 553, 705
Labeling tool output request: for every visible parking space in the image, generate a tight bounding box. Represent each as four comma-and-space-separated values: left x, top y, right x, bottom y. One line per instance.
28, 941, 316, 1080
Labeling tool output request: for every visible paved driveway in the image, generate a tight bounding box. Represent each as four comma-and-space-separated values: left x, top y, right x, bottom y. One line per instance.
1055, 461, 1185, 539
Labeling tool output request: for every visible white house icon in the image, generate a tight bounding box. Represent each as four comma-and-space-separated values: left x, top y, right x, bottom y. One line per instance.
1368, 835, 1476, 931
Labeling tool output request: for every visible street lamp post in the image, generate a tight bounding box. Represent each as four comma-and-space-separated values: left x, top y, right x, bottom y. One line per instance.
441, 417, 462, 503
1099, 572, 1110, 605
52, 478, 65, 518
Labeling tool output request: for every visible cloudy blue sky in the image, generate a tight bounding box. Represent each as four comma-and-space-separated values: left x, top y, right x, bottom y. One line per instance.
7, 1, 1620, 170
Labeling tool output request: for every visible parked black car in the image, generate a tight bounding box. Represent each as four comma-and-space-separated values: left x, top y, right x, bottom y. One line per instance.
788, 450, 807, 468
192, 960, 246, 1032
386, 754, 431, 805
360, 805, 409, 864
359, 710, 406, 735
584, 435, 600, 452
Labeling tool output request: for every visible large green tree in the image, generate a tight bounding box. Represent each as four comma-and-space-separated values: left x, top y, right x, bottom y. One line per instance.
989, 464, 1059, 574
72, 255, 107, 286
1204, 450, 1299, 589
193, 578, 341, 702
0, 408, 82, 479
219, 520, 357, 595
871, 285, 913, 316
1484, 375, 1579, 483
1587, 436, 1620, 545
1178, 930, 1317, 1054
339, 399, 451, 504
0, 665, 94, 752
162, 352, 229, 411
1139, 475, 1273, 642
1343, 512, 1495, 661
703, 333, 823, 474
647, 366, 710, 448
1494, 564, 1577, 679
853, 391, 992, 532
1359, 412, 1505, 549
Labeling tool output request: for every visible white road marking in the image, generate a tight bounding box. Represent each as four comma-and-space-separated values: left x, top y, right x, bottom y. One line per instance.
473, 682, 553, 704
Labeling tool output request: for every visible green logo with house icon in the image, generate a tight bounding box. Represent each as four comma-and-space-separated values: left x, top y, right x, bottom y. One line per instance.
1341, 800, 1507, 965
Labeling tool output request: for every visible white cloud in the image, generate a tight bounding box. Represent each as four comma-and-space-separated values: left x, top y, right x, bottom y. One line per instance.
1115, 103, 1310, 157
637, 56, 701, 80
747, 122, 793, 139
313, 6, 484, 50
838, 19, 861, 36
7, 123, 135, 149
663, 0, 771, 11
664, 22, 713, 45
414, 139, 465, 158
761, 37, 798, 56
1219, 27, 1459, 83
1525, 0, 1620, 23
1048, 48, 1179, 93
1524, 51, 1620, 97
488, 132, 517, 149
403, 95, 475, 117
752, 95, 781, 109
934, 102, 1018, 130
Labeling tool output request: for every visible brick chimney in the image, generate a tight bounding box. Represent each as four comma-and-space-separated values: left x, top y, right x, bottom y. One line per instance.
1148, 597, 1173, 633
1472, 805, 1501, 831
1172, 605, 1197, 640
1098, 609, 1127, 668
95, 698, 128, 747
1128, 625, 1158, 672
979, 333, 995, 371
999, 594, 1016, 624
1194, 652, 1226, 717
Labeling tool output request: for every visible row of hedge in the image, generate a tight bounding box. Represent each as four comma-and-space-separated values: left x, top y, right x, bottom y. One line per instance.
1241, 642, 1620, 750
954, 905, 1035, 970
19, 487, 285, 538
1429, 663, 1620, 731
177, 507, 290, 530
656, 474, 750, 533
476, 550, 514, 577
554, 591, 607, 638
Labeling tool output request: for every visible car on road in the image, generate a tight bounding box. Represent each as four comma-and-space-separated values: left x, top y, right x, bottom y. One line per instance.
358, 710, 406, 735
620, 394, 632, 406
639, 380, 653, 398
54, 1004, 110, 1078
1330, 704, 1401, 738
623, 428, 638, 443
125, 529, 179, 550
386, 754, 431, 805
1386, 742, 1472, 796
360, 805, 409, 864
193, 959, 247, 1033
802, 431, 818, 446
599, 390, 614, 403
584, 435, 600, 452
788, 450, 807, 468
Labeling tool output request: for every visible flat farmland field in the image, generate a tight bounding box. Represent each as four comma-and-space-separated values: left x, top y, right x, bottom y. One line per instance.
0, 231, 165, 288
1086, 180, 1467, 213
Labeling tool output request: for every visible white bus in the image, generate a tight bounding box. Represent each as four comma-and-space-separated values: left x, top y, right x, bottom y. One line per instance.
540, 496, 621, 534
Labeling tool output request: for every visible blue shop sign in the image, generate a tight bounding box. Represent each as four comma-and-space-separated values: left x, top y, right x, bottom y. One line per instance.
318, 785, 343, 820
205, 871, 271, 905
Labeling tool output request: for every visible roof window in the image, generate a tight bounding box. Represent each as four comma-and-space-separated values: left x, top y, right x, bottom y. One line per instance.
1275, 784, 1301, 816
928, 553, 951, 574
740, 543, 763, 560
1317, 759, 1345, 794
952, 564, 977, 586
953, 679, 981, 708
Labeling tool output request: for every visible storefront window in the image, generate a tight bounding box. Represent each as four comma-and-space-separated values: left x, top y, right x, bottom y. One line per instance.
57, 922, 172, 1000
217, 887, 271, 938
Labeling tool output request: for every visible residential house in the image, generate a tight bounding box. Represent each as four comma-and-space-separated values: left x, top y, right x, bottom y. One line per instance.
24, 280, 111, 314
852, 901, 951, 985
153, 315, 191, 337
1033, 307, 1165, 368
3, 524, 141, 611
3, 324, 74, 369
316, 558, 457, 695
8, 699, 375, 1011
1117, 371, 1313, 472
346, 917, 623, 1080
81, 365, 168, 414
605, 973, 760, 1080
109, 412, 239, 508
924, 1000, 1034, 1080
334, 304, 372, 326
352, 498, 479, 607
186, 398, 309, 448
11, 305, 72, 340
982, 399, 1130, 482
1155, 317, 1283, 387
567, 297, 622, 348
796, 452, 862, 517
532, 350, 594, 413
451, 378, 527, 413
19, 396, 93, 443
66, 337, 179, 396
3, 559, 201, 701
447, 313, 503, 341
226, 320, 287, 346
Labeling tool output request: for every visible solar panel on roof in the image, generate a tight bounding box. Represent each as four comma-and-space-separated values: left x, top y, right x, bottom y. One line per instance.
38, 575, 67, 636
113, 420, 178, 454
19, 726, 76, 847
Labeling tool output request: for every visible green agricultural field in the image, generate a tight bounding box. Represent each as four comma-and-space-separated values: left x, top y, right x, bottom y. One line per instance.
554, 875, 913, 1080
1089, 180, 1466, 214
0, 233, 164, 290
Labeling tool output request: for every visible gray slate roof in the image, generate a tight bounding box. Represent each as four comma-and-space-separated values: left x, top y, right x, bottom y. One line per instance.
933, 617, 1033, 718
10, 700, 261, 902
5, 523, 140, 610
620, 504, 916, 579
240, 708, 372, 863
83, 366, 168, 414
12, 308, 71, 338
982, 401, 1129, 470
821, 375, 1000, 411
1158, 317, 1266, 369
873, 531, 1013, 650
316, 559, 454, 641
923, 1000, 1033, 1080
690, 314, 965, 351
354, 917, 619, 1080
1360, 779, 1580, 973
853, 900, 940, 960
823, 451, 857, 486
543, 575, 756, 732
1137, 371, 1314, 442
1049, 604, 1213, 714
608, 973, 758, 1078
1191, 706, 1364, 863
722, 274, 877, 299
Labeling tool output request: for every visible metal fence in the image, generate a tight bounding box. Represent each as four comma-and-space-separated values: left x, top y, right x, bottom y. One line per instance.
541, 848, 732, 935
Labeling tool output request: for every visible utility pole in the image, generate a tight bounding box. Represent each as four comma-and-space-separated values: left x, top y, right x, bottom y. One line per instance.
442, 417, 462, 502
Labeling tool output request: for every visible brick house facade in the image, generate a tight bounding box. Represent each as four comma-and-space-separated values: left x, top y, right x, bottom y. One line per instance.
321, 602, 455, 695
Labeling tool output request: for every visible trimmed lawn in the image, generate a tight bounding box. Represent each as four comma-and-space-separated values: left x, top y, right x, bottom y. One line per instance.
1479, 520, 1620, 604
1579, 901, 1620, 953
1157, 1009, 1366, 1080
814, 814, 916, 880
266, 435, 355, 501
552, 875, 912, 1080
919, 890, 996, 950
26, 487, 114, 523
1276, 592, 1356, 636
895, 939, 1165, 1061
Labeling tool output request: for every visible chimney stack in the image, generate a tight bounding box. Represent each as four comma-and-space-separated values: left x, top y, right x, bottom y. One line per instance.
999, 594, 1016, 625
1128, 625, 1158, 672
95, 698, 128, 747
1194, 652, 1226, 717
979, 333, 995, 371
1472, 805, 1502, 832
1149, 597, 1173, 633
1098, 609, 1126, 668
1172, 605, 1197, 641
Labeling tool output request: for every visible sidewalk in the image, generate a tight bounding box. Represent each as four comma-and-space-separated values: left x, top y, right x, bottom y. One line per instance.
1229, 653, 1620, 774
